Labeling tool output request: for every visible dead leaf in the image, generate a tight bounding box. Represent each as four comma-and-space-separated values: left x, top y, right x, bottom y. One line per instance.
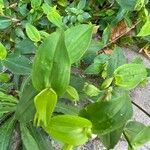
143, 48, 150, 58
110, 21, 130, 41
103, 48, 113, 55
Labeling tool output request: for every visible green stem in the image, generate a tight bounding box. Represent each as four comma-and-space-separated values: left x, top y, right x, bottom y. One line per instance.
62, 144, 73, 150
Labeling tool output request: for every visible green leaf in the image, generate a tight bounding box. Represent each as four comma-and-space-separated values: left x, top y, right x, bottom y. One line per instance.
137, 17, 150, 37
0, 73, 10, 82
34, 88, 57, 127
28, 124, 53, 150
135, 0, 145, 10
3, 54, 32, 75
114, 63, 147, 90
0, 42, 7, 60
107, 47, 126, 77
0, 117, 15, 150
63, 85, 79, 102
0, 17, 11, 30
40, 31, 50, 39
94, 54, 110, 64
65, 24, 93, 63
124, 121, 150, 149
80, 89, 133, 135
44, 115, 92, 146
83, 82, 100, 97
31, 0, 42, 9
101, 77, 114, 90
77, 0, 86, 9
0, 0, 4, 14
32, 25, 93, 91
25, 23, 41, 42
32, 32, 59, 91
16, 39, 36, 54
32, 24, 92, 92
20, 124, 40, 150
50, 30, 70, 96
99, 126, 124, 149
57, 0, 68, 7
47, 6, 63, 28
55, 101, 79, 115
116, 0, 137, 11
0, 92, 17, 115
0, 91, 17, 103
84, 63, 103, 74
101, 25, 111, 45
15, 77, 37, 123
42, 3, 51, 14
146, 68, 150, 77
32, 30, 70, 96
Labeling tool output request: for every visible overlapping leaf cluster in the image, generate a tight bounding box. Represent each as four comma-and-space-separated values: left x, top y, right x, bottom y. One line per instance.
0, 0, 150, 150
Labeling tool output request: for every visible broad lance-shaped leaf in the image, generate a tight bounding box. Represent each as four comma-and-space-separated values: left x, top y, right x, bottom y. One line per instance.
0, 117, 15, 150
3, 54, 32, 75
20, 124, 40, 150
34, 88, 57, 127
32, 30, 70, 96
44, 115, 92, 146
99, 126, 124, 149
0, 17, 12, 30
114, 63, 147, 90
47, 6, 63, 28
28, 124, 54, 150
65, 24, 93, 63
15, 77, 37, 123
50, 30, 71, 96
25, 23, 41, 42
124, 121, 150, 149
80, 89, 133, 135
0, 42, 7, 60
32, 31, 59, 91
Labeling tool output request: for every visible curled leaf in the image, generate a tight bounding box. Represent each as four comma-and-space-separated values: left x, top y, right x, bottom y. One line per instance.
34, 88, 57, 127
64, 85, 79, 102
83, 82, 100, 97
45, 115, 92, 146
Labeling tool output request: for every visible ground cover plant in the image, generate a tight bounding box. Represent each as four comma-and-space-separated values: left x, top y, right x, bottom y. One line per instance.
0, 0, 150, 150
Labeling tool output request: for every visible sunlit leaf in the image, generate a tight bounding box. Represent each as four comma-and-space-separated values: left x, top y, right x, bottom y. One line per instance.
34, 88, 57, 127
25, 23, 41, 42
0, 42, 7, 60
44, 115, 92, 146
